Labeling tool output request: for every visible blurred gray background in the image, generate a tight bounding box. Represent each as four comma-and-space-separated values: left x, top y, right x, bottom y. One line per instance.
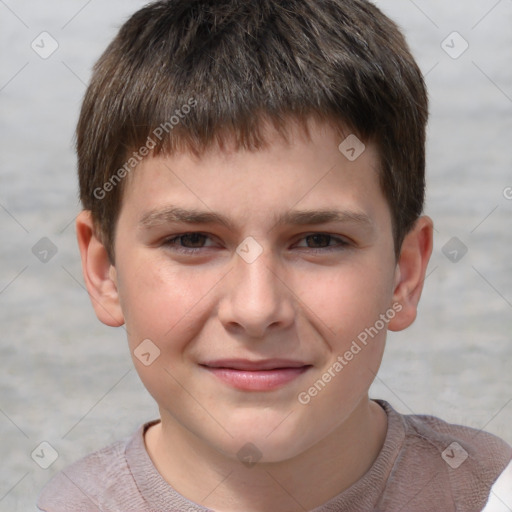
0, 1, 511, 510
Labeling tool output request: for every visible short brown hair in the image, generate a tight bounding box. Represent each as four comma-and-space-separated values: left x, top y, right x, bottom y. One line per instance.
77, 0, 428, 260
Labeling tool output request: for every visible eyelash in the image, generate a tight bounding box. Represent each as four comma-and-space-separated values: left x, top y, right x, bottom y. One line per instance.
162, 232, 350, 254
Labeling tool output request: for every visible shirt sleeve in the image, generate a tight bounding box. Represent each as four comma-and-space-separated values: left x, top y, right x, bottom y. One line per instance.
482, 460, 512, 512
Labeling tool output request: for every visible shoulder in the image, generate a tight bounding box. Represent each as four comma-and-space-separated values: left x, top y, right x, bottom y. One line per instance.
402, 407, 512, 470
377, 400, 512, 511
36, 430, 139, 512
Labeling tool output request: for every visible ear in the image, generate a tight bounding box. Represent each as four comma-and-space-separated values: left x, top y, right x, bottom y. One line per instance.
387, 216, 433, 332
76, 210, 124, 327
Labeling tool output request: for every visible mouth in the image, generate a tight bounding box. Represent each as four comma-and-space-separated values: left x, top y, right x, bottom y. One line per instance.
200, 359, 312, 391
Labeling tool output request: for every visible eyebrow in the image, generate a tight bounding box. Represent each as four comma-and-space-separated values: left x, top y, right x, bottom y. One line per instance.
139, 206, 373, 231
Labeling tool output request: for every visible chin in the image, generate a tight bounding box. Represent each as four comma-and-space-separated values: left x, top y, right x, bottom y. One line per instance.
211, 413, 319, 464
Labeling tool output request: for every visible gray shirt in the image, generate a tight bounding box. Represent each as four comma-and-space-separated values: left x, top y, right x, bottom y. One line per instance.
37, 400, 512, 511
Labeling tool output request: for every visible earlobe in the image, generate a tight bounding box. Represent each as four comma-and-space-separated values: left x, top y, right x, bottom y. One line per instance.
76, 211, 125, 327
388, 216, 433, 332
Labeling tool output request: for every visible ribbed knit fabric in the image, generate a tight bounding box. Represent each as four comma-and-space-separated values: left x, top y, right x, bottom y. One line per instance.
37, 400, 511, 512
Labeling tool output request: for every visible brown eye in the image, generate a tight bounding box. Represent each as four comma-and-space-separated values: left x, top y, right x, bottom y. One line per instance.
163, 232, 216, 254
179, 233, 208, 247
305, 234, 334, 248
294, 233, 350, 252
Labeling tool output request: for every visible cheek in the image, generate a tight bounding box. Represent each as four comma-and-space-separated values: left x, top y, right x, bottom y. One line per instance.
293, 258, 395, 343
293, 265, 392, 428
118, 257, 221, 351
118, 261, 222, 405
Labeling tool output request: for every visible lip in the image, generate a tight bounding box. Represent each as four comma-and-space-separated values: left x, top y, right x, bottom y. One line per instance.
200, 359, 312, 391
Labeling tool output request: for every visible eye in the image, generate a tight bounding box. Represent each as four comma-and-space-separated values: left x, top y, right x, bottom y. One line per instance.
161, 232, 350, 256
162, 232, 216, 253
295, 233, 350, 251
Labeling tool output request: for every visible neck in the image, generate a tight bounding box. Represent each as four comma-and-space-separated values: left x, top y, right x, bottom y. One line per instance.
145, 397, 388, 512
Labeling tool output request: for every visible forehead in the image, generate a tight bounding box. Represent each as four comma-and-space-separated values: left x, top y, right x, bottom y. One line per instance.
119, 118, 388, 230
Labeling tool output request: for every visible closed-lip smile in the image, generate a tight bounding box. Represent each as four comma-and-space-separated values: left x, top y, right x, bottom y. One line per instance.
200, 359, 312, 391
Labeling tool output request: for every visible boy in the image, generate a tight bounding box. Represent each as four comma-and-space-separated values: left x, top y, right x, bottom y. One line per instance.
37, 0, 512, 510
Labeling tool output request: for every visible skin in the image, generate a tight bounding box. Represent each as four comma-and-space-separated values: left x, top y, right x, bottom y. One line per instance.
77, 118, 433, 511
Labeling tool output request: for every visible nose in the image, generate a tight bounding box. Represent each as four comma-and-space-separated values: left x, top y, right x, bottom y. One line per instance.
217, 245, 295, 339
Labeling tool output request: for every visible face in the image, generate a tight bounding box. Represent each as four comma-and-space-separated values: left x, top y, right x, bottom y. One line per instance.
111, 119, 399, 462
